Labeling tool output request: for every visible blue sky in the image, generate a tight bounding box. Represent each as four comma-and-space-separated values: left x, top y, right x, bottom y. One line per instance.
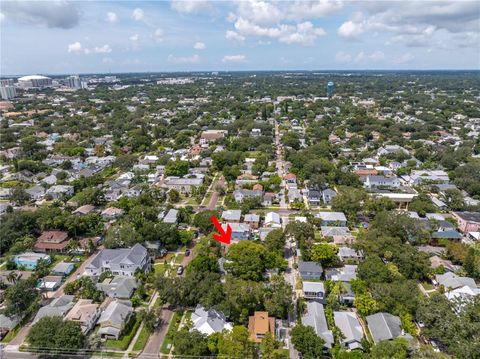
1, 0, 479, 75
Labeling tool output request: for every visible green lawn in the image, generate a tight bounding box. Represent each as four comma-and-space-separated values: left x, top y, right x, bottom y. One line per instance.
104, 317, 141, 350
422, 282, 435, 291
132, 325, 151, 352
160, 311, 184, 355
1, 324, 20, 343
154, 263, 166, 276
175, 253, 185, 264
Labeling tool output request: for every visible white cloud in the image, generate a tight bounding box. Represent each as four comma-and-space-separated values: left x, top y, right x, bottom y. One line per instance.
2, 0, 79, 29
287, 0, 343, 20
194, 42, 206, 50
338, 20, 365, 40
235, 0, 283, 26
278, 21, 326, 45
67, 41, 83, 54
168, 54, 200, 64
226, 30, 246, 43
152, 28, 164, 43
335, 50, 385, 63
130, 34, 140, 42
222, 54, 246, 63
335, 51, 352, 63
394, 52, 415, 64
338, 2, 479, 48
93, 44, 112, 54
0, 12, 5, 23
132, 8, 144, 21
234, 18, 325, 46
171, 0, 212, 14
102, 57, 113, 64
106, 12, 118, 24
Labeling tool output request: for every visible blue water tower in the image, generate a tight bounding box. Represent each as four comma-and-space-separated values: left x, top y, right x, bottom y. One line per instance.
327, 81, 334, 97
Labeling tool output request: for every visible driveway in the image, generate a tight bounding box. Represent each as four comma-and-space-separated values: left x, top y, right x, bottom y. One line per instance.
53, 251, 98, 298
138, 307, 173, 358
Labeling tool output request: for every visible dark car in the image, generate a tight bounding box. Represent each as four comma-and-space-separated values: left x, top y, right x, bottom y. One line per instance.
185, 249, 191, 257
177, 265, 184, 275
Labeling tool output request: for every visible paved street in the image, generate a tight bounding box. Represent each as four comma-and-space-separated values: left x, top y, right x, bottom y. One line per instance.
206, 175, 225, 210
137, 307, 173, 358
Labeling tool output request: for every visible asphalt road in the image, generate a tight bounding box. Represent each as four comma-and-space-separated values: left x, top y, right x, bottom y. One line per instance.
137, 307, 173, 358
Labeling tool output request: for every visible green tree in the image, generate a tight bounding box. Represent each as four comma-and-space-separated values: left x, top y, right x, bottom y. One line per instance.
370, 338, 409, 359
217, 325, 255, 358
263, 276, 293, 319
290, 324, 325, 359
4, 277, 39, 317
167, 189, 180, 203
225, 241, 268, 281
354, 292, 378, 316
27, 316, 85, 350
165, 160, 189, 177
173, 328, 210, 356
311, 243, 339, 267
193, 210, 219, 234
260, 332, 287, 359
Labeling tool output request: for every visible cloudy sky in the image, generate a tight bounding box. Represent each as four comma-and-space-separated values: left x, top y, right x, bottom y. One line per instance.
1, 0, 479, 74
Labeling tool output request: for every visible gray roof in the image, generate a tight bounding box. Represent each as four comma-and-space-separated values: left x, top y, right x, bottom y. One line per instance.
366, 313, 403, 344
33, 295, 75, 323
191, 304, 232, 334
163, 209, 179, 224
221, 210, 242, 221
325, 265, 358, 282
0, 314, 20, 330
98, 300, 133, 337
244, 214, 260, 222
87, 243, 147, 270
317, 212, 347, 222
334, 311, 364, 346
303, 281, 325, 293
301, 302, 334, 348
436, 272, 477, 290
52, 261, 75, 274
321, 226, 350, 237
96, 276, 138, 298
298, 261, 323, 274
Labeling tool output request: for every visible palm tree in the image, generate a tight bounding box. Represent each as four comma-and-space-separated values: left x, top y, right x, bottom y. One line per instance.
6, 271, 20, 285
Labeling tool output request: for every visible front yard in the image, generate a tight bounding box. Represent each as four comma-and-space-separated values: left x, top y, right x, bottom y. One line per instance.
159, 310, 184, 354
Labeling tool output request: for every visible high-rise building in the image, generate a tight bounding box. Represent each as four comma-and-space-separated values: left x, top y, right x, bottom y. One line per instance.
0, 79, 14, 87
0, 85, 16, 100
66, 75, 81, 89
327, 81, 334, 97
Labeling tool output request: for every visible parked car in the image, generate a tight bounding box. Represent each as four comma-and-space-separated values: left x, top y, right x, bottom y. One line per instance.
185, 249, 191, 256
177, 265, 184, 275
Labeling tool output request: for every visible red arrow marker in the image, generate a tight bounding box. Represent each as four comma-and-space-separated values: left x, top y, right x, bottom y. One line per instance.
211, 216, 231, 245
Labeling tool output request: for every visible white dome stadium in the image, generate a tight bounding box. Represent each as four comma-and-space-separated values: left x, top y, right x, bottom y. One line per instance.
18, 75, 51, 81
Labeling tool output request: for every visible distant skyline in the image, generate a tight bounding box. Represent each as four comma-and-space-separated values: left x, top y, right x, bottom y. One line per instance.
1, 0, 479, 75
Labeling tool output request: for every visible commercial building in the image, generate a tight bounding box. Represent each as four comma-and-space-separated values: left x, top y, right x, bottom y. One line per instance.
17, 75, 52, 89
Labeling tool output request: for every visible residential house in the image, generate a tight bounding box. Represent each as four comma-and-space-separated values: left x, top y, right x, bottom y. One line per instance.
51, 261, 75, 277
101, 207, 124, 220
84, 243, 150, 277
34, 230, 71, 253
14, 252, 50, 270
96, 276, 138, 299
301, 301, 334, 349
377, 145, 409, 157
0, 314, 20, 339
339, 282, 356, 305
64, 299, 101, 334
200, 130, 227, 144
337, 247, 364, 262
364, 175, 400, 189
191, 304, 233, 335
163, 176, 204, 194
33, 295, 75, 324
0, 270, 33, 287
222, 223, 251, 241
322, 189, 337, 204
244, 214, 260, 229
308, 188, 321, 206
163, 209, 179, 224
321, 226, 351, 238
248, 311, 275, 343
284, 173, 297, 184
264, 212, 281, 228
325, 265, 358, 282
407, 170, 449, 185
73, 205, 95, 216
451, 212, 480, 233
221, 210, 242, 223
303, 281, 325, 301
38, 275, 63, 291
435, 272, 477, 291
317, 212, 347, 227
98, 300, 133, 340
46, 185, 74, 199
298, 261, 323, 281
334, 311, 364, 350
367, 313, 411, 344
25, 185, 45, 201
233, 189, 263, 203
